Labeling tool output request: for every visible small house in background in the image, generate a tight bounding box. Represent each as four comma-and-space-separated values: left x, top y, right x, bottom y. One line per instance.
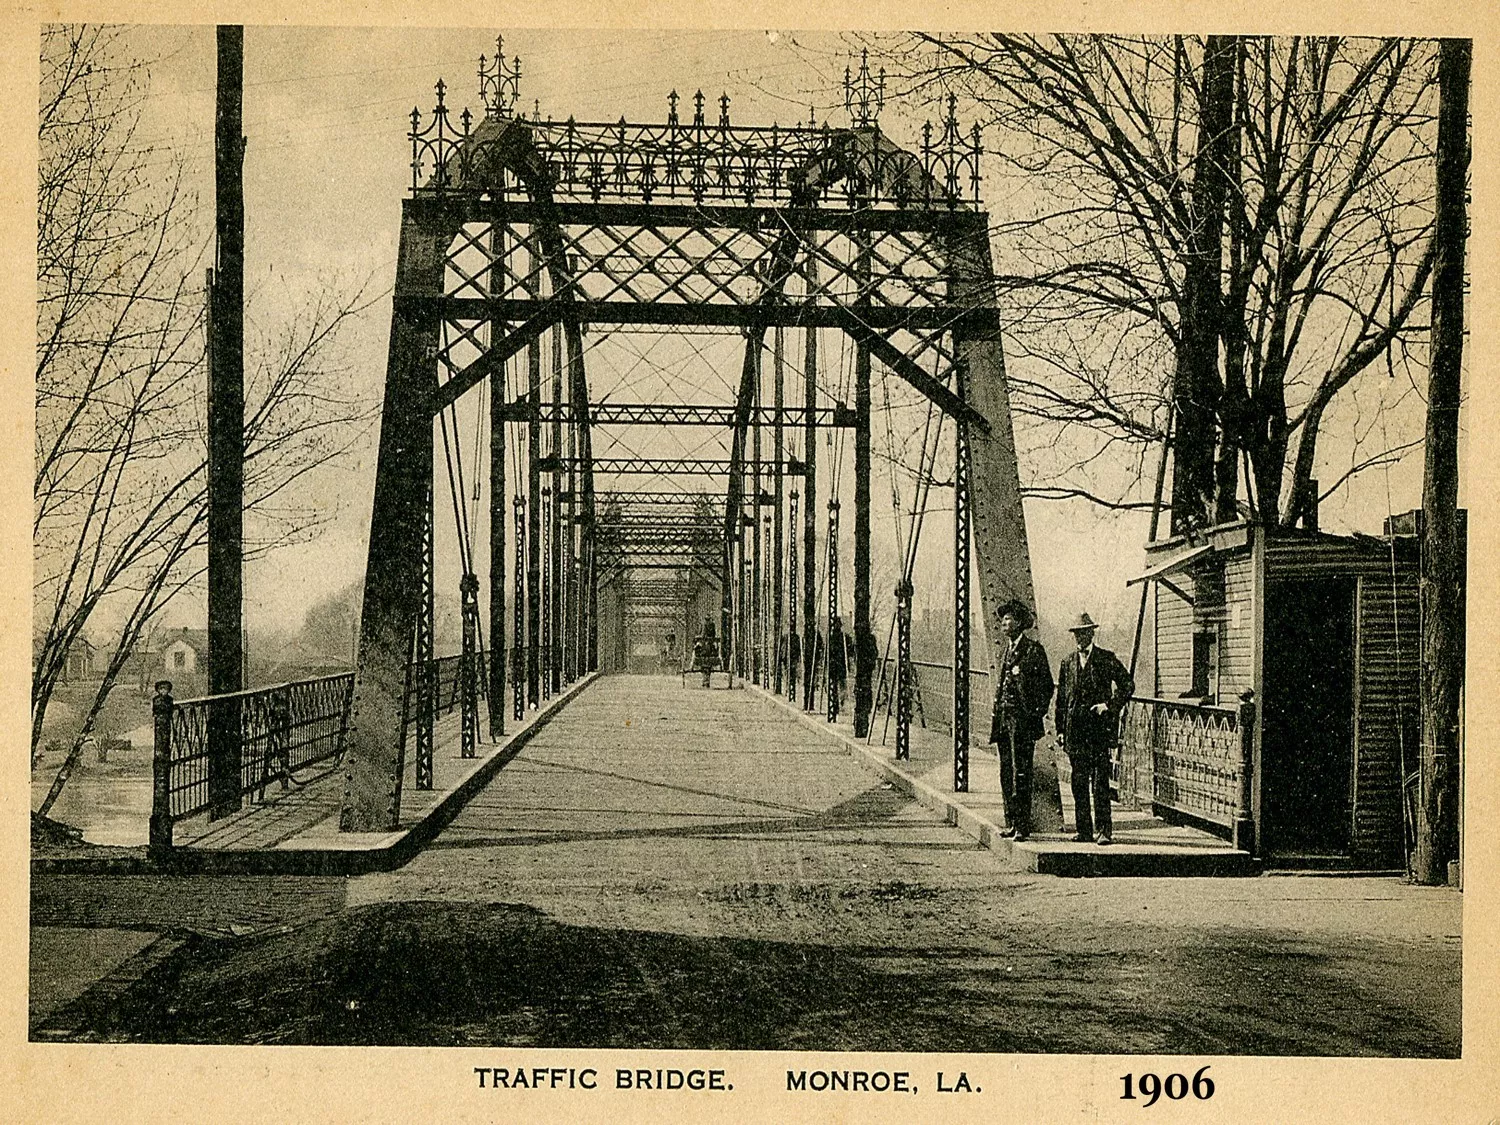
1118, 511, 1456, 868
154, 626, 210, 696
62, 637, 96, 682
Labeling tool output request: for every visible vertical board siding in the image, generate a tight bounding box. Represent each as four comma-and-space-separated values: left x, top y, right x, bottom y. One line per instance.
1154, 583, 1195, 697
1263, 534, 1420, 867
1354, 566, 1420, 867
1219, 554, 1255, 699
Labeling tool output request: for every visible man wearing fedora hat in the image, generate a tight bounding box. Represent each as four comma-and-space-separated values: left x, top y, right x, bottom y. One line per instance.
1055, 612, 1134, 845
987, 599, 1053, 842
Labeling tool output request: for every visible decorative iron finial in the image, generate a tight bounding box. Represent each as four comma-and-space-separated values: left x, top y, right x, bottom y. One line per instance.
719, 92, 731, 129
843, 48, 885, 127
479, 33, 522, 118
668, 89, 680, 125
693, 89, 705, 126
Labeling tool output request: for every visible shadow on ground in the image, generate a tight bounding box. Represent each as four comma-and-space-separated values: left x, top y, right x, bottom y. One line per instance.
35, 898, 1459, 1057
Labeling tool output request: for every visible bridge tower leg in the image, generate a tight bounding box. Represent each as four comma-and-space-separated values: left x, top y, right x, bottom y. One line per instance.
946, 221, 1038, 685
341, 205, 446, 832
752, 338, 763, 686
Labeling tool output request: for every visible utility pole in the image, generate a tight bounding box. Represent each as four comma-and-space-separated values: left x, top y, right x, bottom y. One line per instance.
207, 25, 245, 820
1414, 37, 1469, 886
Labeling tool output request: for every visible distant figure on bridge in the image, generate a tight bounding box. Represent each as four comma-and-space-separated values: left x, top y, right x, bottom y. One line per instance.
1055, 611, 1134, 846
988, 599, 1053, 843
827, 615, 848, 717
692, 618, 720, 686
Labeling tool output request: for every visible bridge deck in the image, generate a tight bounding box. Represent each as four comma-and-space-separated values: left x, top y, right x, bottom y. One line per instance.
759, 686, 1254, 876
139, 672, 1243, 876
352, 672, 1007, 909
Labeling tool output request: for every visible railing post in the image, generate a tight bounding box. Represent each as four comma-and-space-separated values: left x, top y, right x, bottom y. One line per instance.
149, 680, 174, 854
460, 571, 480, 760
1235, 689, 1257, 853
266, 687, 291, 797
894, 577, 912, 761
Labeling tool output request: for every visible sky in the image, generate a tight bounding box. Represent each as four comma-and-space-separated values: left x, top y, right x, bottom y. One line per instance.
110, 25, 1447, 664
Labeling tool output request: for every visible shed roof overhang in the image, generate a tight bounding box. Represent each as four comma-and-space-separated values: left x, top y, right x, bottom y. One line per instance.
1126, 542, 1215, 588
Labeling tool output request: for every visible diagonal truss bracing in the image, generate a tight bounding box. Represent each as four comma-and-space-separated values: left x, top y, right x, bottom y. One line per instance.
341, 52, 1034, 832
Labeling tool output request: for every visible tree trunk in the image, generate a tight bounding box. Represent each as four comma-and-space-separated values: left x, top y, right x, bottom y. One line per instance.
1170, 35, 1236, 534
1214, 38, 1247, 523
1413, 37, 1468, 886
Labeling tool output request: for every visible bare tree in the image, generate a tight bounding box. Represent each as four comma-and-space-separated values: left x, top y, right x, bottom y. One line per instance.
1413, 37, 1468, 886
887, 34, 1438, 527
33, 26, 376, 820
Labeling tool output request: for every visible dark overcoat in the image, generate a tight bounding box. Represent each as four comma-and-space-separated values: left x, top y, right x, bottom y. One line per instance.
1054, 645, 1135, 755
989, 633, 1054, 745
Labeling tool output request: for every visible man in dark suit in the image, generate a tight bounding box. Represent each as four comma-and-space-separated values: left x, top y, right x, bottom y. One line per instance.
1055, 612, 1135, 845
988, 599, 1053, 842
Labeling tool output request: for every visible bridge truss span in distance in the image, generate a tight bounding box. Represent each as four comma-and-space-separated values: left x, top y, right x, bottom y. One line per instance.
341, 40, 1037, 832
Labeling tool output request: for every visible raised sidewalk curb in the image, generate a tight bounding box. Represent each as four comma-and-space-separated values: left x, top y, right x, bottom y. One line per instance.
31, 674, 598, 877
752, 686, 1256, 878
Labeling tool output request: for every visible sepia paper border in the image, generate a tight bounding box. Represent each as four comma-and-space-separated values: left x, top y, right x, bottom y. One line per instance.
2, 2, 1496, 1121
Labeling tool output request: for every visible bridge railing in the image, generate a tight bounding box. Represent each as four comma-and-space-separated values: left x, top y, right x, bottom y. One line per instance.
1115, 693, 1256, 849
149, 652, 485, 849
870, 656, 993, 745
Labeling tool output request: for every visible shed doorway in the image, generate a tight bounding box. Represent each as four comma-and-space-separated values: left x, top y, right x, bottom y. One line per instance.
1261, 577, 1356, 855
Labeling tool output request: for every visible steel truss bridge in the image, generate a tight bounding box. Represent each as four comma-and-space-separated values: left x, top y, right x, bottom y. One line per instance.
332, 41, 1037, 831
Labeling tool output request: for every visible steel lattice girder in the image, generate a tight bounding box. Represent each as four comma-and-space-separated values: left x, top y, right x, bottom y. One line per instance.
587, 489, 777, 508
345, 90, 1036, 834
544, 456, 806, 476
498, 401, 855, 427
597, 515, 723, 533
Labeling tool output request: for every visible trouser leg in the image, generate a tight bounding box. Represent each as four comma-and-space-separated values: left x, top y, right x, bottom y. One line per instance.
1014, 732, 1034, 834
997, 720, 1017, 826
1068, 753, 1093, 837
1091, 752, 1112, 836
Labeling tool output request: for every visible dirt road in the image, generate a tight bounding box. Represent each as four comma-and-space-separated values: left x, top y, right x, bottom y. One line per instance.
30, 676, 1461, 1054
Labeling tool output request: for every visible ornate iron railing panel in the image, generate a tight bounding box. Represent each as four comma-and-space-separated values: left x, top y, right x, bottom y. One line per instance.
409, 77, 982, 210
162, 654, 485, 825
1118, 696, 1243, 828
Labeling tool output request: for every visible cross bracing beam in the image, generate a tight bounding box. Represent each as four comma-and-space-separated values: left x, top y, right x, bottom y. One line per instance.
841, 325, 990, 434
432, 302, 562, 411
544, 456, 805, 476
411, 296, 995, 333
598, 519, 722, 534
498, 401, 855, 428
409, 197, 990, 236
597, 529, 721, 545
573, 489, 723, 506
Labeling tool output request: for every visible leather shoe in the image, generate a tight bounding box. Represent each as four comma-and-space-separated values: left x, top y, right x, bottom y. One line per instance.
999, 826, 1017, 838
1095, 832, 1113, 846
1014, 831, 1030, 842
1071, 832, 1091, 843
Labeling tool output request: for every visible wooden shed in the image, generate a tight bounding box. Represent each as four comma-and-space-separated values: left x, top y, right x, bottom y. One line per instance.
1120, 515, 1427, 866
